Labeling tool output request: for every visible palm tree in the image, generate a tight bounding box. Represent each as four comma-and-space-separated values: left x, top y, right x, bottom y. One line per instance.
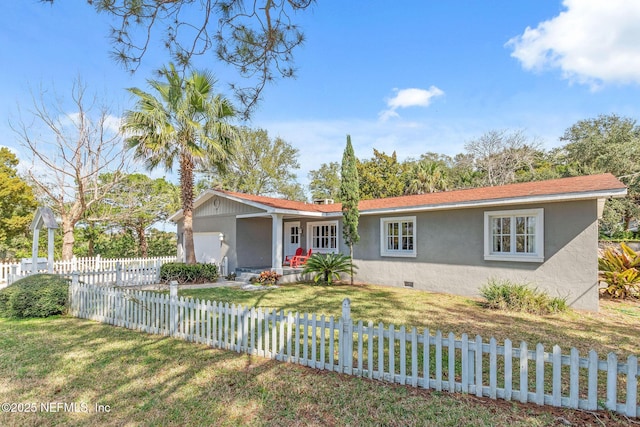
406, 161, 449, 195
122, 63, 237, 264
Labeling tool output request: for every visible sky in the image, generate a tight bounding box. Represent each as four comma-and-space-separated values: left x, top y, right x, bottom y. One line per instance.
2, 0, 640, 191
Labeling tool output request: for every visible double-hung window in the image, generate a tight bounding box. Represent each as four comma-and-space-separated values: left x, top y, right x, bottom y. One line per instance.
484, 208, 544, 262
380, 216, 416, 257
307, 221, 338, 253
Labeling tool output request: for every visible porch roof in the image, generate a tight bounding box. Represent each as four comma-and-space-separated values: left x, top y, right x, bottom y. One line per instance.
170, 173, 626, 221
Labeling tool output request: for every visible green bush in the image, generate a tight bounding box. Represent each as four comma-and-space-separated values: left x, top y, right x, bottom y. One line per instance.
0, 274, 70, 318
479, 279, 567, 315
159, 262, 218, 284
301, 253, 357, 285
598, 243, 640, 299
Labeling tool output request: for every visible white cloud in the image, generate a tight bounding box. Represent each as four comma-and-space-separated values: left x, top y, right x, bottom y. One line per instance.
379, 86, 444, 121
507, 0, 640, 88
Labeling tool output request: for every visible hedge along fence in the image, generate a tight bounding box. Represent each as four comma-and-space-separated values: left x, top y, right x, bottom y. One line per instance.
68, 282, 640, 418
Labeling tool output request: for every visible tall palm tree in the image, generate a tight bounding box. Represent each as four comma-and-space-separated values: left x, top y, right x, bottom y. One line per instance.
122, 63, 237, 264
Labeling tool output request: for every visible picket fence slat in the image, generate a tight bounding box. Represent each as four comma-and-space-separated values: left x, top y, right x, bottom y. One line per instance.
68, 282, 640, 419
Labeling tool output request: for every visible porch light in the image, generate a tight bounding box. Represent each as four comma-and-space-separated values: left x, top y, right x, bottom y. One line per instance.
219, 233, 224, 242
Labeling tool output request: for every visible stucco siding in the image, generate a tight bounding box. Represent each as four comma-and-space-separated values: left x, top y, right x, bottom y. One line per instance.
354, 200, 600, 311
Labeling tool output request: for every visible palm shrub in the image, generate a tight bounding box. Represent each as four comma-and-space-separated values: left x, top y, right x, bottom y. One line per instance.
301, 253, 357, 285
598, 243, 640, 298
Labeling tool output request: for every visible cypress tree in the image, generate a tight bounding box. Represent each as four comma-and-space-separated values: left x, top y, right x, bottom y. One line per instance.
340, 135, 360, 285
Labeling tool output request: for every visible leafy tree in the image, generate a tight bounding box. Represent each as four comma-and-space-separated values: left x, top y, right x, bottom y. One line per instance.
308, 162, 341, 202
340, 135, 359, 285
147, 229, 178, 257
122, 63, 238, 264
464, 129, 540, 186
11, 79, 128, 260
92, 174, 180, 257
201, 127, 305, 200
555, 114, 640, 232
0, 148, 37, 260
357, 149, 407, 199
44, 0, 315, 117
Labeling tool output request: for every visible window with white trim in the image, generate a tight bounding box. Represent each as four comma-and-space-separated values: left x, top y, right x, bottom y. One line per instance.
380, 216, 416, 257
307, 221, 338, 253
484, 208, 544, 262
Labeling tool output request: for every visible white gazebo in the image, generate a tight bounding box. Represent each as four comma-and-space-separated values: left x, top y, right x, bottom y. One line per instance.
30, 207, 59, 273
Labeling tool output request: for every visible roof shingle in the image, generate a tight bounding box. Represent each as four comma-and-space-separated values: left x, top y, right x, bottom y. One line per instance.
218, 173, 626, 213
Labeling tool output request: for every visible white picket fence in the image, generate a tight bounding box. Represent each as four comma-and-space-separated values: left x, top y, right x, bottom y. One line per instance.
2, 256, 176, 286
68, 282, 639, 418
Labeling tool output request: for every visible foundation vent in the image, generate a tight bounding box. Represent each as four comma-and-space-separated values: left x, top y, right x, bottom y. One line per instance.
404, 281, 414, 288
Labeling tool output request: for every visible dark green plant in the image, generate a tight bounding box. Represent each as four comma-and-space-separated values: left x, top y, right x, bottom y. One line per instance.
301, 253, 357, 285
598, 242, 640, 298
160, 262, 218, 284
0, 274, 70, 318
480, 278, 567, 314
340, 135, 360, 286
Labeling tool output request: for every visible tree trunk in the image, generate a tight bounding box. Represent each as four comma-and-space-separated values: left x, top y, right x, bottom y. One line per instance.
87, 223, 95, 257
137, 224, 148, 258
61, 218, 75, 261
349, 244, 354, 286
180, 152, 197, 264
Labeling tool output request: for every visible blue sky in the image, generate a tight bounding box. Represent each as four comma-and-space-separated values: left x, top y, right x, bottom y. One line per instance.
2, 0, 640, 189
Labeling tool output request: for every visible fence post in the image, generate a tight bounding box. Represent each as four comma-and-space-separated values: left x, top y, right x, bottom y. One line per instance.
116, 262, 123, 286
96, 254, 101, 271
9, 265, 17, 286
72, 271, 79, 286
339, 298, 353, 374
170, 280, 178, 337
156, 259, 162, 283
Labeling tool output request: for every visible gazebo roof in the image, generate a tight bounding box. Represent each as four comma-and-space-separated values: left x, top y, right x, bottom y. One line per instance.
30, 207, 59, 231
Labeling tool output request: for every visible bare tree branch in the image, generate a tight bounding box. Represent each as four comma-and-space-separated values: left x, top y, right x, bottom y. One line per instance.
10, 78, 129, 259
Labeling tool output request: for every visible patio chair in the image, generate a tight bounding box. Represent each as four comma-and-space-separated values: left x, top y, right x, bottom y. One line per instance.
290, 249, 312, 268
283, 247, 303, 266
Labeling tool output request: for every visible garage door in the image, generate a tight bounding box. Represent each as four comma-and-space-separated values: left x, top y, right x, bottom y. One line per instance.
192, 232, 222, 264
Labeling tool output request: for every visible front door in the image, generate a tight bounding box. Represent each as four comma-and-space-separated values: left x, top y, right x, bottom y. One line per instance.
284, 222, 301, 259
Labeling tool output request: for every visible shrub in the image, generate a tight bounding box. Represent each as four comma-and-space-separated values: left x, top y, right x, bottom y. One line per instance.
0, 274, 70, 318
598, 243, 640, 299
480, 279, 567, 315
251, 270, 281, 285
301, 253, 357, 285
159, 263, 218, 284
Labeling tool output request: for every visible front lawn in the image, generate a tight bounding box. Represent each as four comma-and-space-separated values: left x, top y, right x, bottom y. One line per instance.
176, 283, 640, 358
0, 316, 631, 426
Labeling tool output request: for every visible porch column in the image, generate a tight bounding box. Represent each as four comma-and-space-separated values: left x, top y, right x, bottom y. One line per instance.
271, 213, 283, 274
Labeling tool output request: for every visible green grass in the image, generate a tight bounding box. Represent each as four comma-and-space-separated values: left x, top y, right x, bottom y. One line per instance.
175, 283, 640, 358
0, 316, 630, 426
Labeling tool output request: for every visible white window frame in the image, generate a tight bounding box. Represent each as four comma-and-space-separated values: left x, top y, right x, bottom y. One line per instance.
484, 208, 544, 263
380, 216, 417, 258
307, 220, 339, 254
